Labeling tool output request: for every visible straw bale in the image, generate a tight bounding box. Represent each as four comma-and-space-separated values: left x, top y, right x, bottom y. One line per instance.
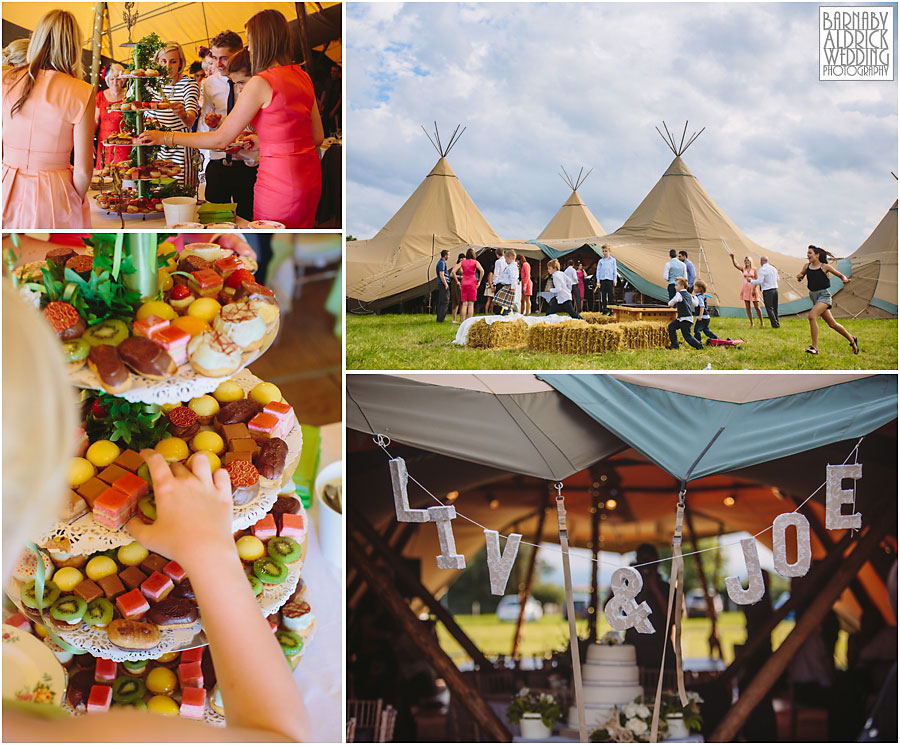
526, 320, 666, 354
466, 319, 529, 349
580, 312, 617, 325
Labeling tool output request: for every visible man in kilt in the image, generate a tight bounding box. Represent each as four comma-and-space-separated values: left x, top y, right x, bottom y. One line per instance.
493, 249, 519, 316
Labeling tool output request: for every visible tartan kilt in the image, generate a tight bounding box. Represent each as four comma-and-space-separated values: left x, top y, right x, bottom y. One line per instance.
494, 285, 517, 311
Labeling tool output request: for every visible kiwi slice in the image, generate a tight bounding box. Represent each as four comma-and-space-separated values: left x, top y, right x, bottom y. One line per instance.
267, 537, 301, 564
253, 557, 288, 585
84, 597, 114, 627
20, 580, 60, 610
275, 630, 303, 655
248, 575, 263, 596
136, 462, 153, 488
62, 339, 90, 363
83, 319, 129, 347
137, 495, 156, 522
112, 675, 146, 704
50, 594, 87, 623
122, 659, 147, 674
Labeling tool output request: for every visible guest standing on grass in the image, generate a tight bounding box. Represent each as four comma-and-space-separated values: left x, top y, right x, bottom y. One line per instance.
797, 245, 857, 356
455, 248, 483, 324
449, 252, 465, 323
564, 259, 582, 313
750, 256, 780, 328
494, 249, 519, 316
517, 254, 532, 316
576, 261, 586, 312
729, 252, 764, 327
665, 277, 702, 350
596, 244, 617, 316
678, 250, 696, 288
2, 10, 94, 229
662, 249, 687, 299
434, 250, 450, 323
546, 259, 582, 319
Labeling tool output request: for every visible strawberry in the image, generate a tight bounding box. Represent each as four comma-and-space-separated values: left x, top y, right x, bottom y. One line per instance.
225, 269, 255, 289
91, 399, 109, 419
170, 284, 191, 300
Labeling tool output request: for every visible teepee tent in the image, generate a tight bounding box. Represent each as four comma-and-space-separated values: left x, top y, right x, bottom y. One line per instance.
832, 198, 898, 319
537, 124, 846, 317
347, 125, 500, 309
538, 167, 606, 240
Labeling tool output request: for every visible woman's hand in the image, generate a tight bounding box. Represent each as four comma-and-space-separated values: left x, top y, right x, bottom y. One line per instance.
214, 234, 256, 260
126, 451, 234, 573
241, 133, 260, 153
136, 130, 165, 146
169, 101, 186, 121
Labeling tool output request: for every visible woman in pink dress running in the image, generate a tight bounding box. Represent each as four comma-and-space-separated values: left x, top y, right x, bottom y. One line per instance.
2, 10, 94, 229
138, 9, 324, 227
517, 254, 533, 315
454, 248, 484, 323
729, 253, 764, 326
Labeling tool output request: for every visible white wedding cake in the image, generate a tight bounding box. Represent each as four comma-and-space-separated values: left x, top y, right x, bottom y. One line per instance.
568, 636, 644, 729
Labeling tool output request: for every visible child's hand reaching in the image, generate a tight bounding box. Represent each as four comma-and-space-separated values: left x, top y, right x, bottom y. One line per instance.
126, 451, 234, 573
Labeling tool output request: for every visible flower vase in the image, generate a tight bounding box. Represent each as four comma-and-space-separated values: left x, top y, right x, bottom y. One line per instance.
665, 714, 689, 740
519, 712, 552, 740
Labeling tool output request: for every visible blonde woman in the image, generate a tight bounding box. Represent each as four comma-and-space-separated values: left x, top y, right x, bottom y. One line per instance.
729, 252, 764, 326
95, 63, 129, 167
2, 281, 308, 740
1, 38, 28, 69
151, 41, 200, 189
139, 10, 324, 227
2, 10, 94, 228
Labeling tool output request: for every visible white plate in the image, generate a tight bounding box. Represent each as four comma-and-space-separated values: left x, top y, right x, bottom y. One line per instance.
2, 624, 66, 707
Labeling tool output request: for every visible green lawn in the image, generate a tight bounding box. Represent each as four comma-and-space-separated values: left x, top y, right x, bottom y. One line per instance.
347, 314, 896, 370
436, 612, 846, 667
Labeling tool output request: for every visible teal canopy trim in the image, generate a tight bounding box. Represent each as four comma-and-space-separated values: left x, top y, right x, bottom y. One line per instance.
537, 375, 896, 481
870, 297, 898, 315
526, 240, 584, 260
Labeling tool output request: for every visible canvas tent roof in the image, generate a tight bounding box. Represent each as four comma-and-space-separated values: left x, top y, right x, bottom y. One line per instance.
535, 156, 846, 317
832, 200, 898, 319
348, 373, 896, 600
1, 3, 341, 65
538, 189, 606, 241
346, 157, 500, 307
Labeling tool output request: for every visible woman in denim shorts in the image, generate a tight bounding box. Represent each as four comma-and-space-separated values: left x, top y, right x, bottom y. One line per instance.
796, 245, 858, 355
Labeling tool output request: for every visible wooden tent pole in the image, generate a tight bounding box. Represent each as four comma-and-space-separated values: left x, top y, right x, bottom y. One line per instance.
89, 3, 105, 92
587, 487, 601, 643
294, 2, 315, 77
348, 540, 512, 743
710, 519, 891, 742
683, 504, 721, 659
511, 498, 547, 658
349, 511, 493, 671
347, 519, 412, 609
718, 529, 853, 685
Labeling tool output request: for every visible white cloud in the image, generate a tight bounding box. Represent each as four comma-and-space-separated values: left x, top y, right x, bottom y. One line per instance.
347, 2, 898, 257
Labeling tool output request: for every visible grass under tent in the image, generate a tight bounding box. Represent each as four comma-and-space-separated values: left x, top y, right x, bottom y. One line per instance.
346, 314, 897, 370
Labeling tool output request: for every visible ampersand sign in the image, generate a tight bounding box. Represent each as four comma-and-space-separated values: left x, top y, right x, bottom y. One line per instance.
603, 566, 655, 634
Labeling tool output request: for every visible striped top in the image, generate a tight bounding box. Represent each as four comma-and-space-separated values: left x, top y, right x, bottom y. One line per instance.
150, 76, 200, 177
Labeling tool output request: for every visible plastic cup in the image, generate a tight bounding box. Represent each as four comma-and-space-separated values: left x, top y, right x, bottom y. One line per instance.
162, 197, 197, 226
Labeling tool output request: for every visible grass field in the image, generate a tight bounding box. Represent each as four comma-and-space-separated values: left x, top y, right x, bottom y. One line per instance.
347, 314, 896, 370
436, 612, 847, 667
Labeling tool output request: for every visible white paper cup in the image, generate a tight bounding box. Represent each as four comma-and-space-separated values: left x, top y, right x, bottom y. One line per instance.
314, 460, 342, 567
162, 196, 197, 226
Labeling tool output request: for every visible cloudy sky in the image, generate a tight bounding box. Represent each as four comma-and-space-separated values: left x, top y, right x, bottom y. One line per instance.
347, 2, 897, 258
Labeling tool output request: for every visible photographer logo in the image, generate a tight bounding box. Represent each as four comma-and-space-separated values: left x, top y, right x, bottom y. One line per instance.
819, 7, 893, 81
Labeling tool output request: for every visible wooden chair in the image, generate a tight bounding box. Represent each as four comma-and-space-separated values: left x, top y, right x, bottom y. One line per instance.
347, 717, 357, 743
346, 698, 383, 743
378, 705, 398, 742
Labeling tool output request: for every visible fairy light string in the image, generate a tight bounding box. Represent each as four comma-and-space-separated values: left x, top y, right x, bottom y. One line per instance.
372, 434, 865, 570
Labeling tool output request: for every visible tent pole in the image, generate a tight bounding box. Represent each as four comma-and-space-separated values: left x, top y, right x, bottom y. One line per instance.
709, 518, 892, 742
347, 519, 413, 609
587, 485, 600, 643
349, 511, 493, 671
348, 539, 512, 743
511, 497, 547, 658
718, 529, 854, 685
89, 3, 105, 92
294, 2, 315, 78
683, 504, 722, 659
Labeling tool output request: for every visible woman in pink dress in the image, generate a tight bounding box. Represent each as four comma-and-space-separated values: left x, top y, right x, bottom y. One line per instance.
576, 260, 586, 313
730, 253, 764, 326
138, 10, 324, 228
454, 248, 484, 323
2, 10, 94, 229
94, 63, 129, 168
517, 254, 533, 315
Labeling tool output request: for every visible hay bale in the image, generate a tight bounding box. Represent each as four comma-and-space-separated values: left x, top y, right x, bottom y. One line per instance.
580, 312, 616, 325
526, 320, 587, 352
466, 319, 529, 349
526, 320, 667, 354
618, 321, 669, 349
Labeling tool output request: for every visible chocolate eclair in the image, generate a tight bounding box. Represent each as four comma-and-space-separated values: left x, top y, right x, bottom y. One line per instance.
87, 345, 131, 394
216, 399, 261, 426
167, 406, 200, 439
117, 336, 176, 380
172, 578, 195, 599
255, 437, 288, 480
146, 596, 199, 629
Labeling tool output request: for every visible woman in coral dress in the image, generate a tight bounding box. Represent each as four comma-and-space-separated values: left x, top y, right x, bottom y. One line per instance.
94, 64, 130, 168
2, 10, 94, 229
576, 260, 586, 312
517, 254, 533, 315
455, 248, 484, 324
730, 253, 764, 326
138, 10, 323, 228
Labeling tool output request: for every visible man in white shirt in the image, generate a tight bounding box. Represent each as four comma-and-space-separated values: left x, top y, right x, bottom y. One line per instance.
749, 256, 780, 328
201, 30, 256, 220
494, 249, 519, 316
564, 260, 581, 311
595, 244, 618, 315
662, 250, 687, 299
545, 259, 582, 318
492, 248, 506, 292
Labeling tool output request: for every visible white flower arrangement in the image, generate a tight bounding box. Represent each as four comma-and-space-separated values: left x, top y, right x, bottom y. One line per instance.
599, 630, 623, 646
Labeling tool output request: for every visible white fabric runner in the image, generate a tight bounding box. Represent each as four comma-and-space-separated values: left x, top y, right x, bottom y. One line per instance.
451, 313, 577, 345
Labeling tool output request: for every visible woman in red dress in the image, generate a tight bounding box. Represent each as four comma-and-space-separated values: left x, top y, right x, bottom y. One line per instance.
454, 248, 484, 323
138, 10, 323, 227
517, 254, 533, 315
94, 64, 129, 168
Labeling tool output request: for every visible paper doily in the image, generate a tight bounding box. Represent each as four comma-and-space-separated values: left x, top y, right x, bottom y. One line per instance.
36, 369, 302, 554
